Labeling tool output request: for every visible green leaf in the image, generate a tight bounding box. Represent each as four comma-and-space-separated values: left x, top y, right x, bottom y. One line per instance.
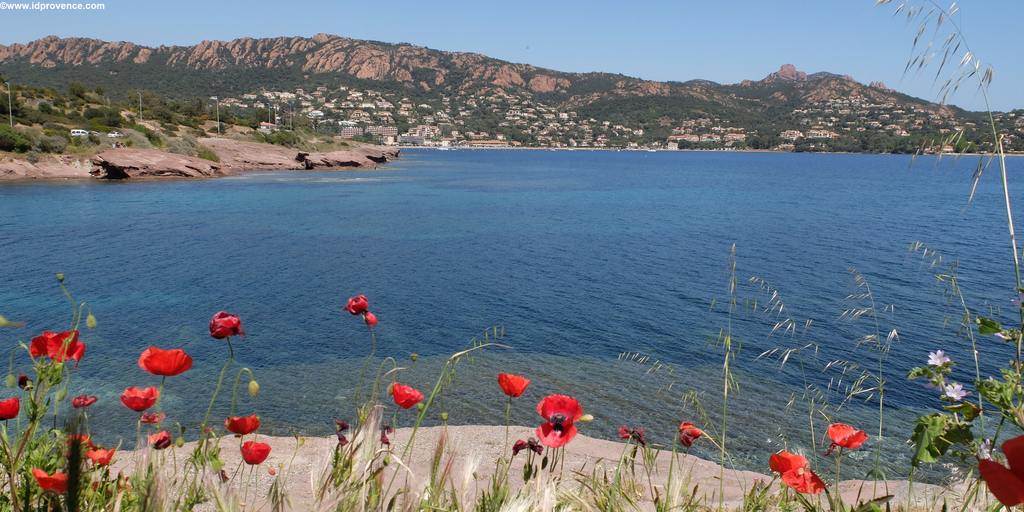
976, 317, 1001, 335
943, 402, 981, 422
910, 414, 972, 466
978, 377, 1016, 410
907, 366, 931, 380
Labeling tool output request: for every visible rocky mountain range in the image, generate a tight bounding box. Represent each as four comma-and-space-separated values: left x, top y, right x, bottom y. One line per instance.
0, 34, 953, 117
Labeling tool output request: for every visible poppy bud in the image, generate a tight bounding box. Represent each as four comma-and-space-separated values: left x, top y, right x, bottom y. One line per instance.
56, 273, 64, 283
175, 436, 185, 448
579, 414, 594, 423
364, 312, 378, 327
416, 402, 425, 412
410, 353, 418, 363
5, 374, 13, 388
512, 439, 528, 456
56, 388, 67, 401
440, 412, 448, 422
86, 313, 97, 329
248, 380, 260, 398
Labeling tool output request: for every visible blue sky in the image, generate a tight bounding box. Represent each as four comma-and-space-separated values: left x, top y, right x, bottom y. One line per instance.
1, 0, 1020, 110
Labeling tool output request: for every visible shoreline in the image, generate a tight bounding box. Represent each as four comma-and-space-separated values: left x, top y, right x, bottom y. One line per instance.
397, 145, 1023, 157
117, 425, 961, 510
0, 137, 400, 182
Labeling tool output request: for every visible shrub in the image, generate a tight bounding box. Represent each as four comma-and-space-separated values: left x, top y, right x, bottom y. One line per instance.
196, 144, 220, 162
131, 124, 162, 147
166, 135, 198, 156
256, 130, 300, 147
35, 135, 67, 153
0, 125, 32, 153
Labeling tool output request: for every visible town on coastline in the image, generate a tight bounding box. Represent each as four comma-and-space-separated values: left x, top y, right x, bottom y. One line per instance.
226, 83, 1021, 153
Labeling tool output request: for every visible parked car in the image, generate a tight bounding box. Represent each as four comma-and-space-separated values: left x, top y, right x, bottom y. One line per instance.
107, 131, 125, 138
69, 129, 89, 137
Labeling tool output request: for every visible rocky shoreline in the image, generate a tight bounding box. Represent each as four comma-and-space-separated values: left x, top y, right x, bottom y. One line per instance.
0, 138, 400, 181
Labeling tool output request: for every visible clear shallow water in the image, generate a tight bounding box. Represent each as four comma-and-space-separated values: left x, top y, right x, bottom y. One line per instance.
0, 149, 1021, 481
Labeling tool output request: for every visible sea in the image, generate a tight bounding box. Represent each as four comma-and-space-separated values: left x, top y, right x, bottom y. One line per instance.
1, 148, 1020, 480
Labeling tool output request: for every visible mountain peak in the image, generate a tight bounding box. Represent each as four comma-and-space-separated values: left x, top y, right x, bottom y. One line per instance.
763, 64, 807, 83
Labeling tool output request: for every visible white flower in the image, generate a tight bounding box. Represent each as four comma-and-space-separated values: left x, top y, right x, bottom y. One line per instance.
928, 350, 951, 366
978, 439, 994, 460
944, 382, 968, 402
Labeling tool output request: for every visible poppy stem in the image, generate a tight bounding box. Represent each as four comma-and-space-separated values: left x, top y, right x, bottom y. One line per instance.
833, 448, 843, 510
353, 322, 378, 416
154, 376, 166, 409
199, 342, 235, 467
503, 396, 511, 458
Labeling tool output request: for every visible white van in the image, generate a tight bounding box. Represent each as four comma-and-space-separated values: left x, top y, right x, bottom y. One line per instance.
70, 129, 89, 137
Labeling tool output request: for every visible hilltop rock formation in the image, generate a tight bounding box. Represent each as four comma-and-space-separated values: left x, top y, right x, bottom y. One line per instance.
762, 64, 808, 83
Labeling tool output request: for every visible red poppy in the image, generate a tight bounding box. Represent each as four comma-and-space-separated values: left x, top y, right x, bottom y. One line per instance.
979, 435, 1024, 507
0, 397, 19, 420
138, 347, 193, 377
826, 423, 868, 454
71, 395, 97, 408
86, 448, 115, 466
30, 330, 85, 363
782, 466, 827, 494
120, 386, 159, 412
225, 415, 261, 435
678, 422, 703, 448
140, 412, 166, 424
380, 424, 394, 445
497, 373, 530, 398
512, 438, 544, 456
769, 451, 808, 474
390, 383, 423, 409
364, 311, 378, 327
209, 311, 244, 339
241, 441, 271, 465
618, 425, 647, 446
345, 295, 369, 315
535, 394, 583, 448
769, 450, 825, 494
32, 468, 68, 494
148, 431, 172, 450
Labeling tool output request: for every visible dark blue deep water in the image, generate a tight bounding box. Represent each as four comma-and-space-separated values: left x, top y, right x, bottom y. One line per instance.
1, 149, 1021, 478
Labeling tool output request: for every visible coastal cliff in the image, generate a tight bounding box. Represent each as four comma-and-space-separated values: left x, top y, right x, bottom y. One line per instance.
0, 139, 399, 180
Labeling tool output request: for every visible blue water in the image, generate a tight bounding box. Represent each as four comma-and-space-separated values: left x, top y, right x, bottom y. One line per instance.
0, 149, 1020, 479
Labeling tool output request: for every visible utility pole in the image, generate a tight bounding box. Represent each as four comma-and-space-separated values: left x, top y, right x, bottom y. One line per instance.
4, 82, 12, 128
210, 96, 220, 134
